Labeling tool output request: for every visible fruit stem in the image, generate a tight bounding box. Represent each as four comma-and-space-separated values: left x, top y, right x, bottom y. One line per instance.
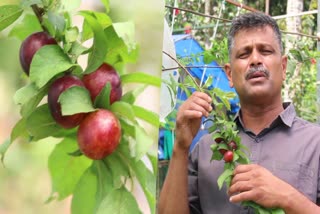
31, 4, 49, 33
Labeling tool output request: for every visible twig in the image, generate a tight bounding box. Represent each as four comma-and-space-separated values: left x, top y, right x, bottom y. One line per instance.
31, 4, 48, 32
225, 0, 260, 13
165, 5, 232, 22
163, 50, 203, 92
162, 65, 223, 71
281, 30, 318, 40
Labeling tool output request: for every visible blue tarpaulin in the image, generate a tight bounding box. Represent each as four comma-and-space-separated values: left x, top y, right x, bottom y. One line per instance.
159, 34, 239, 160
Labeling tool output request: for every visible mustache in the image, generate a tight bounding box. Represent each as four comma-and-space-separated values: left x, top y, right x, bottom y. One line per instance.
245, 66, 270, 80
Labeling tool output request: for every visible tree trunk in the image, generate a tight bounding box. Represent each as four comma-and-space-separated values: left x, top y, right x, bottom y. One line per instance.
204, 0, 211, 49
283, 0, 303, 102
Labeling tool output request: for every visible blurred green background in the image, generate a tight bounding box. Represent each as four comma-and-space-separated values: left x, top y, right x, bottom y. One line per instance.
0, 0, 164, 213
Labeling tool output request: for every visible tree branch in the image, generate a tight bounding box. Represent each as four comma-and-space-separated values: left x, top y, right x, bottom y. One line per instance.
162, 50, 203, 92
31, 4, 48, 32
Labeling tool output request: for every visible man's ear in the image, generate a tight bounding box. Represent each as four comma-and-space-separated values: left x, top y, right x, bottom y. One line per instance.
281, 55, 287, 80
224, 63, 234, 88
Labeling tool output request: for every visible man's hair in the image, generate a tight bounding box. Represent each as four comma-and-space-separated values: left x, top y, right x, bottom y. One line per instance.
227, 12, 283, 57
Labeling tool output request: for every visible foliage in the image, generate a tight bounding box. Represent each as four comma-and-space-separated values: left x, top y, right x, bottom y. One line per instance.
0, 0, 161, 213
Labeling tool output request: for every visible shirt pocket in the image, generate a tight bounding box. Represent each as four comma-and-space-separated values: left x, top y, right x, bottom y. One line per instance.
270, 161, 316, 202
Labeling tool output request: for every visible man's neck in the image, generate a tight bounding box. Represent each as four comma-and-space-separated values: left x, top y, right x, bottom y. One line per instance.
240, 101, 284, 135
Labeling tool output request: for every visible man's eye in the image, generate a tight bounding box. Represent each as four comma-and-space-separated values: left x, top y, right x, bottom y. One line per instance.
261, 50, 273, 54
238, 53, 249, 58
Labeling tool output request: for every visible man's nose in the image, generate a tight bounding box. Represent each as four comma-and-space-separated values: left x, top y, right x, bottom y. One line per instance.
249, 49, 263, 66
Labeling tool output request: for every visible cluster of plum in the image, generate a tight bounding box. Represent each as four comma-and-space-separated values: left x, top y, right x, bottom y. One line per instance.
214, 137, 238, 163
19, 31, 122, 160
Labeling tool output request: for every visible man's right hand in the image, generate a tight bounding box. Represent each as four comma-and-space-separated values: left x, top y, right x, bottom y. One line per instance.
175, 91, 212, 152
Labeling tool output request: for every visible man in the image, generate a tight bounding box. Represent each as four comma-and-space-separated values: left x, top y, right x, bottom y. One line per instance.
158, 12, 320, 214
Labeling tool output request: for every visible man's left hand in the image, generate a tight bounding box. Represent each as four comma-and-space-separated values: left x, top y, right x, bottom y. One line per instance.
228, 164, 295, 208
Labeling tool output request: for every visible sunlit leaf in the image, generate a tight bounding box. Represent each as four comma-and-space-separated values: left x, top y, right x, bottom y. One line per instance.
79, 11, 108, 74
94, 83, 111, 109
0, 5, 23, 31
30, 45, 78, 88
217, 168, 233, 190
132, 105, 159, 127
59, 86, 95, 115
121, 72, 161, 87
48, 138, 92, 200
26, 104, 63, 140
110, 101, 135, 122
96, 186, 142, 214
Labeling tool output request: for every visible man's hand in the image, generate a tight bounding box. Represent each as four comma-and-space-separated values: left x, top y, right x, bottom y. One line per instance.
228, 164, 296, 208
175, 91, 212, 151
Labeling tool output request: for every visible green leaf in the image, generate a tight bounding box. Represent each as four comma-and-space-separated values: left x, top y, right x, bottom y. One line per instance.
210, 143, 218, 151
13, 83, 38, 106
0, 5, 23, 31
132, 105, 159, 127
10, 117, 28, 142
121, 84, 148, 104
121, 72, 161, 87
47, 10, 66, 36
96, 186, 142, 214
103, 152, 132, 188
94, 82, 111, 109
26, 104, 63, 140
134, 126, 155, 161
116, 143, 156, 214
103, 25, 131, 67
110, 101, 135, 122
0, 139, 11, 164
217, 168, 233, 190
118, 118, 135, 138
93, 160, 114, 208
9, 14, 42, 40
58, 1, 82, 12
48, 138, 92, 200
235, 149, 250, 164
30, 45, 78, 88
210, 149, 223, 161
71, 165, 98, 214
59, 86, 95, 115
80, 11, 112, 42
147, 153, 158, 177
271, 208, 285, 214
100, 0, 110, 13
113, 21, 136, 51
68, 41, 90, 62
79, 11, 108, 74
65, 26, 79, 43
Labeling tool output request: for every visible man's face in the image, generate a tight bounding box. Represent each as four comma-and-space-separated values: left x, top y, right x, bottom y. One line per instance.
225, 26, 287, 103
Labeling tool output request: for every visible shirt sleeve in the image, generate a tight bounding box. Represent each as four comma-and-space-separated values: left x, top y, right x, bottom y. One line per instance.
188, 143, 202, 214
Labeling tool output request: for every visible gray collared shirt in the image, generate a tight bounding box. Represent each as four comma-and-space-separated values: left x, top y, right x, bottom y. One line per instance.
188, 103, 320, 213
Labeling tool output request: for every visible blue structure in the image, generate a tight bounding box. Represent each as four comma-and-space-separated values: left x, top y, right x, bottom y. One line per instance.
158, 34, 239, 160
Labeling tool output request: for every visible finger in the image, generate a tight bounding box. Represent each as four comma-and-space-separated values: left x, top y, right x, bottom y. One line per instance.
228, 180, 253, 196
193, 91, 212, 103
230, 171, 250, 186
183, 109, 205, 119
234, 164, 256, 174
229, 190, 255, 204
189, 95, 212, 113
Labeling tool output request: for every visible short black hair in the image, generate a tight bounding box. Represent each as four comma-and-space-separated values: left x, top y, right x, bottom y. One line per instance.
228, 12, 283, 56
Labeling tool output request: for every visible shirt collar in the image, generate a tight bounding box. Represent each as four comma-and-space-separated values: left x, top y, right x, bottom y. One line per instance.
234, 102, 296, 128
